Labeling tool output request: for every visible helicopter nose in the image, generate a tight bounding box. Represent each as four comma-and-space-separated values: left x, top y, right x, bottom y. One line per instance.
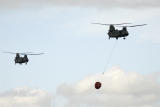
126, 32, 129, 36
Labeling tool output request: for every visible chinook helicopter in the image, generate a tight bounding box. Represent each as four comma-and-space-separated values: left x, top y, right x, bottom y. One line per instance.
92, 23, 147, 39
3, 52, 44, 65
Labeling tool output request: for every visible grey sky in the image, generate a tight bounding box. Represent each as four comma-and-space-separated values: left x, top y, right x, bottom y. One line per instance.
0, 0, 160, 8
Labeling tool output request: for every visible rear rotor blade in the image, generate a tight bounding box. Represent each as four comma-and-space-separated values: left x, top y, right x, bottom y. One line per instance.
127, 24, 147, 27
20, 52, 38, 54
92, 22, 132, 26
21, 53, 44, 55
117, 24, 147, 27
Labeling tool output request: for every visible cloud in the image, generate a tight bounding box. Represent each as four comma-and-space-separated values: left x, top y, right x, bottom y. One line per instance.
57, 67, 160, 107
0, 87, 52, 107
0, 0, 160, 8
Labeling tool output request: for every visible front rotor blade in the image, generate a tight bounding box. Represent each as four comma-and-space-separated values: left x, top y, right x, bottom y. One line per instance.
92, 23, 109, 26
2, 52, 17, 54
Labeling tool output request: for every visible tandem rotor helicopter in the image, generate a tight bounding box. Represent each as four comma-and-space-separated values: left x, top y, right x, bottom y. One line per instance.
92, 23, 147, 40
3, 52, 44, 65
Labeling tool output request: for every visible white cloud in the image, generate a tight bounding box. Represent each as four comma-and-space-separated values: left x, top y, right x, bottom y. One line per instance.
0, 87, 52, 107
0, 0, 160, 8
57, 67, 160, 107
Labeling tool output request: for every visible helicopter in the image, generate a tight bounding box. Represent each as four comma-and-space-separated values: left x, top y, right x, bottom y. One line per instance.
3, 52, 44, 65
92, 23, 147, 40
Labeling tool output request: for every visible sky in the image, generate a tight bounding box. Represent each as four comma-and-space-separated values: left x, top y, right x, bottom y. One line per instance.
0, 0, 160, 107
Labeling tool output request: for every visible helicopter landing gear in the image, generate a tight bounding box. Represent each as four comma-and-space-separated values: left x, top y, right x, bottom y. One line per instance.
109, 37, 110, 39
116, 37, 118, 40
123, 37, 126, 40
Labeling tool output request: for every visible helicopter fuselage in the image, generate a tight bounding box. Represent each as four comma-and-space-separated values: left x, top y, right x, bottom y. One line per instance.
92, 23, 146, 39
3, 52, 44, 65
14, 54, 29, 64
108, 25, 129, 39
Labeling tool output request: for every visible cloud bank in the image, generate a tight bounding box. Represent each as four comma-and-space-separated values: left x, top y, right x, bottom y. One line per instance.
0, 0, 160, 8
0, 87, 52, 107
57, 67, 160, 107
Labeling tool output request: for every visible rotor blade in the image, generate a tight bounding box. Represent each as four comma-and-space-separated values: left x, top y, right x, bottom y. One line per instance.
117, 24, 147, 27
22, 52, 39, 54
92, 23, 109, 26
21, 53, 44, 55
2, 52, 17, 54
92, 22, 132, 26
3, 52, 45, 55
24, 52, 35, 53
2, 51, 34, 54
127, 24, 147, 27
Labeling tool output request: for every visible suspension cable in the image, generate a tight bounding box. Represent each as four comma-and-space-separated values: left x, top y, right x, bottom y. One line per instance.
102, 40, 118, 74
96, 40, 118, 82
